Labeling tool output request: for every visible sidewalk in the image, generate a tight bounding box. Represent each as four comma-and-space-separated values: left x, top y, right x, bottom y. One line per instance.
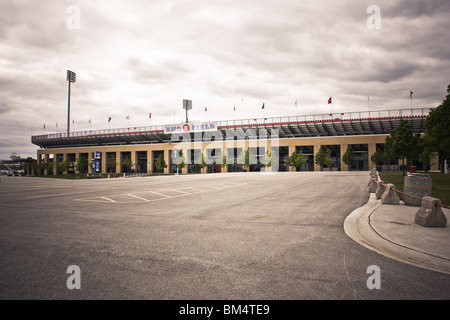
344, 193, 450, 275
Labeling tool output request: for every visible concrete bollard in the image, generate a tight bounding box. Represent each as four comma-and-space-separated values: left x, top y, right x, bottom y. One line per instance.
381, 183, 400, 205
368, 179, 378, 193
403, 173, 432, 207
375, 180, 386, 200
415, 196, 447, 227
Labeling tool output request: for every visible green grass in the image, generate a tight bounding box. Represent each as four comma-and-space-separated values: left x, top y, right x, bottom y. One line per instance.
378, 171, 450, 205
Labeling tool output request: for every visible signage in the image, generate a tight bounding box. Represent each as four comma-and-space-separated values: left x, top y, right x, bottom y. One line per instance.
183, 99, 192, 110
164, 122, 218, 134
95, 151, 101, 159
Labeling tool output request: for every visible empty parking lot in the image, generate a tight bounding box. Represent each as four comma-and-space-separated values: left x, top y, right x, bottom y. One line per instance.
1, 172, 449, 300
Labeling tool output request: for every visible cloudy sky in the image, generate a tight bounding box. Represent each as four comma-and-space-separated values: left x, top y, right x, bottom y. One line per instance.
1, 0, 449, 160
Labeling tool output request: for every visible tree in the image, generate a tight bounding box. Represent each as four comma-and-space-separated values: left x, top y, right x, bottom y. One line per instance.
288, 150, 306, 170
195, 152, 207, 170
384, 119, 417, 175
371, 148, 386, 168
46, 162, 54, 175
58, 159, 72, 174
177, 150, 186, 170
264, 150, 278, 169
154, 154, 167, 173
417, 134, 431, 171
76, 157, 89, 173
237, 149, 254, 170
122, 156, 134, 173
424, 84, 450, 173
216, 151, 227, 168
342, 146, 356, 170
107, 156, 117, 173
314, 148, 332, 170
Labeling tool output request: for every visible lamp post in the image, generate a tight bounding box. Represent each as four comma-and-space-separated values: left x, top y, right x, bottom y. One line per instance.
66, 70, 76, 137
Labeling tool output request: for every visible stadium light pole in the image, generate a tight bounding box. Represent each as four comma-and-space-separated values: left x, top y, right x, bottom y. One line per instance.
66, 70, 76, 137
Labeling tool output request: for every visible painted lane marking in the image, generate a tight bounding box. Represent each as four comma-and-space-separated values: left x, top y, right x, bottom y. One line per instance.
100, 196, 116, 203
127, 194, 150, 202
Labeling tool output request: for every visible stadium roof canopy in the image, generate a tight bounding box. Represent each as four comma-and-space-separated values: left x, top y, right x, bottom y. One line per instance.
31, 108, 431, 149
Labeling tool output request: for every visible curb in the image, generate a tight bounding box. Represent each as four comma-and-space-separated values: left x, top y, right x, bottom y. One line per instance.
344, 193, 450, 275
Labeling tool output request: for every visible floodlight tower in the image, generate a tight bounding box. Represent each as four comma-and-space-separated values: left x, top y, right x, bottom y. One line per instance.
183, 99, 192, 123
66, 70, 76, 137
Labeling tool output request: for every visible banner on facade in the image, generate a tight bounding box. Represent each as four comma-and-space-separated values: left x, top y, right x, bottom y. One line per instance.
164, 122, 218, 134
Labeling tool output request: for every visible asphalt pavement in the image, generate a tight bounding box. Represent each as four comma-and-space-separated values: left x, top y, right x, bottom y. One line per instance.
1, 171, 449, 300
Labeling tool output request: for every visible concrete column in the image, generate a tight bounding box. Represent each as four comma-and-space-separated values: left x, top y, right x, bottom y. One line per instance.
53, 154, 59, 175
43, 153, 49, 176
164, 149, 170, 174
131, 151, 137, 173
221, 141, 227, 173
101, 151, 107, 174
182, 148, 188, 174
115, 152, 121, 174
87, 152, 93, 174
313, 144, 321, 171
288, 144, 296, 172
62, 153, 68, 175
75, 152, 80, 174
368, 143, 377, 171
341, 143, 348, 171
147, 150, 153, 174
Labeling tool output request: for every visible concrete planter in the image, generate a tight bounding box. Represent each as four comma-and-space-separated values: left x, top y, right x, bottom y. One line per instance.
403, 173, 432, 207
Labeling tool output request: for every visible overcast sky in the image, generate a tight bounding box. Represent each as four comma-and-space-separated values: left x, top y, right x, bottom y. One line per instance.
1, 0, 449, 160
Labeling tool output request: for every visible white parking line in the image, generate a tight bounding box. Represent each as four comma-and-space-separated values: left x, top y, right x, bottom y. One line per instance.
27, 190, 93, 199
185, 186, 208, 191
127, 194, 150, 202
100, 196, 116, 203
166, 189, 190, 194
74, 182, 247, 204
150, 190, 172, 198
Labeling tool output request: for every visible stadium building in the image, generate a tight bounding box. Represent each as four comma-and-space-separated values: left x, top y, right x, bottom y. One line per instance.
30, 107, 434, 176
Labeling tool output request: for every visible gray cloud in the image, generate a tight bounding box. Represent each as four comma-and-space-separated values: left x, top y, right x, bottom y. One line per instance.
1, 0, 449, 159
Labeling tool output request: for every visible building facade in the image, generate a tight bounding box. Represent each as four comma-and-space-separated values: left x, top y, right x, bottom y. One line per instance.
31, 108, 432, 175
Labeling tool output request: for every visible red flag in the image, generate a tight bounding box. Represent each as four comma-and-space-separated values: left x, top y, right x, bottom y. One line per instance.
108, 117, 111, 122
410, 90, 413, 98
328, 97, 332, 104
261, 103, 265, 109
149, 113, 152, 118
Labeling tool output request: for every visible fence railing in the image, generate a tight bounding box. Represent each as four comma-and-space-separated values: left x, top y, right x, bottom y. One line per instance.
32, 107, 432, 142
370, 176, 450, 210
